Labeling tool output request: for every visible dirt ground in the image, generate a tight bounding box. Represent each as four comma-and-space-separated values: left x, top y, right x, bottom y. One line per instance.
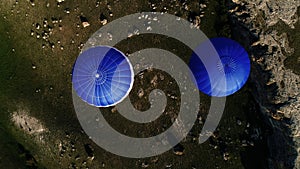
0, 0, 269, 168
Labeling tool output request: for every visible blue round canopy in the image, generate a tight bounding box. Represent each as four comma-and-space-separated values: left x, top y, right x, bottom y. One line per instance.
189, 37, 250, 97
72, 46, 134, 107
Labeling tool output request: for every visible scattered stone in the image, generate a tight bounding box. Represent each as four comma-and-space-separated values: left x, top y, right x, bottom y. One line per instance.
80, 16, 90, 28
11, 108, 47, 136
173, 144, 184, 156
150, 75, 158, 87
246, 122, 250, 128
50, 43, 55, 49
127, 33, 133, 38
159, 74, 164, 80
198, 115, 203, 124
248, 140, 255, 146
241, 139, 247, 147
64, 8, 70, 14
141, 162, 149, 168
223, 152, 230, 161
35, 23, 40, 30
75, 155, 80, 161
111, 107, 117, 113
146, 26, 152, 31
133, 28, 140, 35
200, 3, 207, 8
107, 32, 113, 41
101, 19, 107, 25
51, 17, 59, 24
82, 21, 90, 28
151, 157, 158, 163
96, 1, 100, 7
82, 161, 87, 166
165, 164, 172, 168
48, 26, 53, 32
236, 118, 242, 126
138, 88, 144, 98
169, 94, 177, 100
192, 16, 201, 29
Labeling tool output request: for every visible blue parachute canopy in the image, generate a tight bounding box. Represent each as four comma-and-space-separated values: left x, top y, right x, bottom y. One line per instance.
189, 37, 250, 97
72, 46, 134, 107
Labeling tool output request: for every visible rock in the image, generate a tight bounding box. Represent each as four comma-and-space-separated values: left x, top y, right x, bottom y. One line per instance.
159, 74, 164, 80
32, 64, 36, 69
230, 0, 300, 168
172, 143, 184, 156
141, 162, 149, 168
236, 118, 242, 126
223, 152, 230, 161
84, 144, 94, 159
11, 108, 47, 137
151, 157, 158, 163
165, 164, 172, 168
35, 23, 40, 30
82, 22, 90, 28
138, 88, 144, 98
150, 75, 158, 87
80, 16, 90, 28
75, 155, 80, 161
111, 107, 117, 113
64, 8, 70, 14
100, 19, 107, 25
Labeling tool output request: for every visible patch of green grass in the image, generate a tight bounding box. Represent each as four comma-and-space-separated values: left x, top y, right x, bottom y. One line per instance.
0, 15, 47, 169
0, 18, 16, 103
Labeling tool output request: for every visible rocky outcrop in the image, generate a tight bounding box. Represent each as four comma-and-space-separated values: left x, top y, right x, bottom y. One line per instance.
229, 0, 300, 168
11, 107, 48, 137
